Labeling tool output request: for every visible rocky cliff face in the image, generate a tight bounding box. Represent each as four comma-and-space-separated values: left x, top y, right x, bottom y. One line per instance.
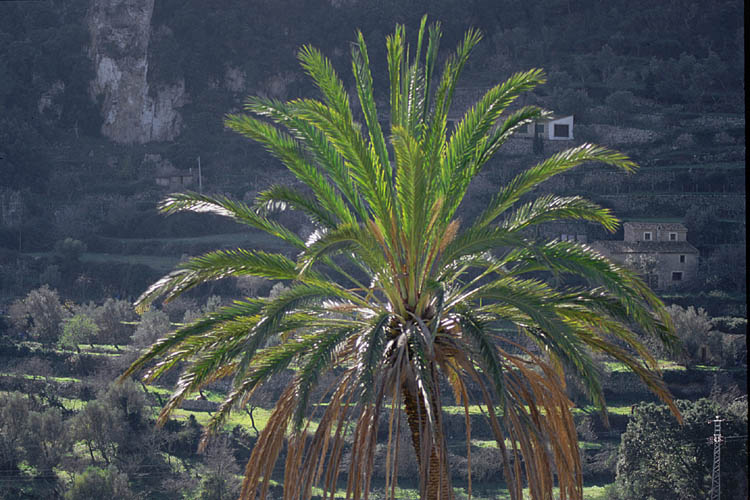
88, 0, 185, 144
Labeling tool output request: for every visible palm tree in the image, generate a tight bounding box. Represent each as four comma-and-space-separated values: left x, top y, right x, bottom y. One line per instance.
123, 17, 680, 500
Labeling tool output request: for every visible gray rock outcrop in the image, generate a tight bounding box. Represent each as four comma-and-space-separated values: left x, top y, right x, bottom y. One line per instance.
88, 0, 185, 143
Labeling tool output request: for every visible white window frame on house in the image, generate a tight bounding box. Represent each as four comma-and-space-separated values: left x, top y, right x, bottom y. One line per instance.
644, 232, 652, 241
672, 271, 683, 281
669, 232, 677, 241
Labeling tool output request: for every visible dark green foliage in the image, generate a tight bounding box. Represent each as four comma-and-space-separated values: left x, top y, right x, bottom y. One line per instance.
684, 205, 724, 246
196, 437, 242, 500
666, 305, 718, 368
162, 415, 203, 458
614, 398, 748, 500
54, 238, 87, 262
8, 285, 68, 345
25, 407, 71, 472
0, 392, 30, 473
700, 246, 747, 293
69, 380, 167, 474
91, 298, 137, 348
711, 316, 747, 336
0, 0, 97, 192
0, 392, 71, 498
132, 308, 172, 347
64, 466, 136, 500
604, 90, 635, 124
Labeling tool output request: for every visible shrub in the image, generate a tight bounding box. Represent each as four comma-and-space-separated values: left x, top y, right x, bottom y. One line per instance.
59, 313, 99, 351
54, 237, 87, 262
8, 285, 68, 345
131, 308, 171, 347
64, 466, 135, 500
604, 90, 635, 124
92, 298, 136, 348
711, 316, 747, 335
666, 305, 721, 367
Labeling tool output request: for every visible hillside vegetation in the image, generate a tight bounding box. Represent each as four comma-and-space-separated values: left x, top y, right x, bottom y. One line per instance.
0, 1, 745, 498
0, 1, 744, 305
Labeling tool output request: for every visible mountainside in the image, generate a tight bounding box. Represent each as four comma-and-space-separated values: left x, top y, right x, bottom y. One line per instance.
0, 0, 745, 302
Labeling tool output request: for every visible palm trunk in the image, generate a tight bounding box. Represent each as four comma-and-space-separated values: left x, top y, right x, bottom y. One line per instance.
402, 381, 453, 500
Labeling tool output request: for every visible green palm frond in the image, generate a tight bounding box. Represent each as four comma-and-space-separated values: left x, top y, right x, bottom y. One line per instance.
225, 112, 356, 225
430, 26, 483, 132
501, 194, 618, 233
254, 185, 339, 229
456, 309, 506, 404
441, 69, 546, 217
475, 143, 637, 229
506, 241, 676, 347
474, 277, 604, 406
148, 313, 312, 394
292, 97, 395, 226
437, 225, 523, 269
355, 312, 392, 405
392, 124, 430, 242
244, 96, 368, 220
297, 221, 384, 277
471, 104, 549, 169
297, 44, 353, 125
135, 249, 300, 311
293, 327, 355, 429
352, 30, 391, 182
159, 192, 304, 247
121, 299, 265, 380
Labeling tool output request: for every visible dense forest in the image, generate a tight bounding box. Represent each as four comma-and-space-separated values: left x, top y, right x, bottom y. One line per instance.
0, 0, 745, 498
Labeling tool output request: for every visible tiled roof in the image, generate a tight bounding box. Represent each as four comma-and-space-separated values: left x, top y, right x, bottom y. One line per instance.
623, 222, 687, 231
591, 240, 699, 254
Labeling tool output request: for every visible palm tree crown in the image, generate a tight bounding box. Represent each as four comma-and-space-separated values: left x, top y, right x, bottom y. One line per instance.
123, 17, 680, 500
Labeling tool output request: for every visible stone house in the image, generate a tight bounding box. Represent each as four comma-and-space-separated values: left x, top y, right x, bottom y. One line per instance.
590, 222, 699, 289
145, 153, 197, 189
155, 166, 196, 189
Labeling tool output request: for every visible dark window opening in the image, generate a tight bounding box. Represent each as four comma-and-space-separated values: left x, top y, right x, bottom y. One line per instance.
535, 123, 545, 134
679, 255, 685, 263
644, 232, 652, 241
553, 124, 569, 137
669, 232, 677, 241
672, 271, 683, 281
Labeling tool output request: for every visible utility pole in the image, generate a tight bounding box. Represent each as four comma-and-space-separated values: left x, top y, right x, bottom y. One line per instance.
198, 156, 203, 193
708, 415, 724, 500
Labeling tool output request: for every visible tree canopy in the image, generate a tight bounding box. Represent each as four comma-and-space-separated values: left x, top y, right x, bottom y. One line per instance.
614, 398, 748, 500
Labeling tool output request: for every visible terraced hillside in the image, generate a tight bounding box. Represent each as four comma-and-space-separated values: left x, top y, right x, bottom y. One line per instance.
1, 337, 745, 499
